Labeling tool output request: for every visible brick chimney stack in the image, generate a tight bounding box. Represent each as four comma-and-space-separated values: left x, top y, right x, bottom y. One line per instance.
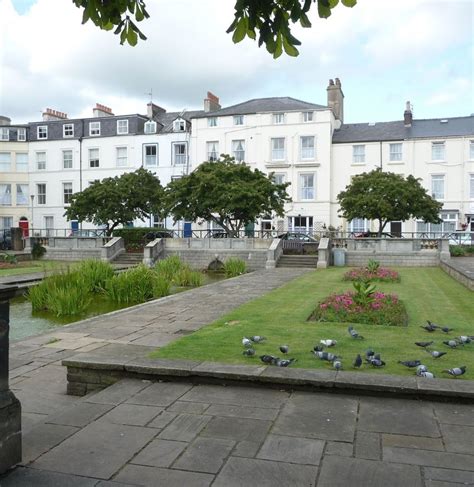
0, 116, 11, 126
147, 102, 166, 119
204, 91, 221, 113
93, 103, 114, 118
42, 108, 68, 121
327, 78, 344, 124
404, 101, 413, 127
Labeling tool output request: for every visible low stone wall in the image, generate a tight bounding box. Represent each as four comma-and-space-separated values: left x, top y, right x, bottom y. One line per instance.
346, 251, 441, 267
24, 236, 109, 261
440, 260, 474, 291
162, 238, 271, 270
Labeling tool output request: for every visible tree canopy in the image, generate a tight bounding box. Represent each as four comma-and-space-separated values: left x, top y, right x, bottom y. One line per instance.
165, 155, 291, 236
73, 0, 357, 57
64, 168, 165, 235
337, 169, 443, 236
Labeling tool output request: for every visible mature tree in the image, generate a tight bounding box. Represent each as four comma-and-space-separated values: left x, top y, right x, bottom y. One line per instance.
64, 168, 165, 235
73, 0, 357, 57
337, 169, 443, 236
165, 155, 291, 236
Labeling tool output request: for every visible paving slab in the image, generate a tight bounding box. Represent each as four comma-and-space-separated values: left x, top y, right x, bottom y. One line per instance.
125, 382, 192, 407
381, 433, 444, 451
46, 402, 113, 428
272, 391, 357, 442
147, 410, 177, 429
158, 413, 211, 442
84, 379, 150, 405
204, 403, 280, 421
232, 440, 262, 458
114, 464, 214, 487
324, 441, 353, 457
423, 467, 474, 484
98, 404, 163, 426
200, 416, 272, 443
213, 456, 318, 487
433, 402, 474, 426
354, 431, 380, 460
173, 437, 235, 473
0, 467, 98, 487
167, 401, 209, 415
257, 434, 324, 465
358, 396, 441, 437
317, 456, 423, 487
31, 421, 157, 479
439, 423, 474, 454
130, 439, 188, 468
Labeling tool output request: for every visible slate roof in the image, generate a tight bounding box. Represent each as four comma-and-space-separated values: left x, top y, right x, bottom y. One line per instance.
155, 110, 205, 133
192, 97, 327, 118
332, 116, 474, 143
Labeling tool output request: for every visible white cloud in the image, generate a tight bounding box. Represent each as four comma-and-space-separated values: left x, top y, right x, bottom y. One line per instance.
0, 0, 472, 123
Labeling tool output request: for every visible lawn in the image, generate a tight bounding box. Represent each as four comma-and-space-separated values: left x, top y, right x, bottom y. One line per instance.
0, 260, 77, 278
151, 267, 474, 379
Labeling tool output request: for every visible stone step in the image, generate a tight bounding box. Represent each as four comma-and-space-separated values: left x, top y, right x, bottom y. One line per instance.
277, 255, 318, 268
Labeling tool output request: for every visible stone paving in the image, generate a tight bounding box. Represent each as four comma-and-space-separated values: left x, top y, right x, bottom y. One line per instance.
2, 266, 474, 485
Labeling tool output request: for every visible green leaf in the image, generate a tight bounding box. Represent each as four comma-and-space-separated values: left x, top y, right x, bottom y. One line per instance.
282, 36, 299, 57
273, 34, 283, 59
127, 27, 138, 46
102, 21, 114, 31
341, 0, 357, 6
135, 6, 144, 22
329, 0, 339, 7
300, 13, 312, 28
247, 28, 256, 40
318, 1, 332, 18
120, 26, 127, 45
232, 16, 248, 43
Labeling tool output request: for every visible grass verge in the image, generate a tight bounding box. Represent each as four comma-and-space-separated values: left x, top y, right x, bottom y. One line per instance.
151, 267, 474, 379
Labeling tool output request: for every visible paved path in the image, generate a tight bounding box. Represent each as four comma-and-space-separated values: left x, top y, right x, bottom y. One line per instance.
1, 379, 473, 486
3, 267, 474, 486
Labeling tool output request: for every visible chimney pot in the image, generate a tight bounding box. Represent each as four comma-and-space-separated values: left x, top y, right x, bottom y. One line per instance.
204, 91, 221, 113
327, 77, 344, 123
404, 100, 413, 127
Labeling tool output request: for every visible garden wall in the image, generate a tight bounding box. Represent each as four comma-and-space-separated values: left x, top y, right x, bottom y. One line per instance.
24, 237, 107, 261
163, 238, 271, 271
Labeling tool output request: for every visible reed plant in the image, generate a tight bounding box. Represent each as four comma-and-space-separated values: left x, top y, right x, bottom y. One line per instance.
73, 259, 115, 292
173, 266, 204, 287
153, 274, 171, 298
155, 255, 185, 281
223, 258, 247, 278
104, 265, 155, 304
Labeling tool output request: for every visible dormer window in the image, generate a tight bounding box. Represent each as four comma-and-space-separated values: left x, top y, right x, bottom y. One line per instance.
0, 128, 9, 141
303, 112, 313, 122
173, 119, 186, 132
89, 122, 101, 136
17, 128, 26, 141
37, 126, 48, 139
208, 117, 217, 127
144, 121, 157, 134
117, 119, 129, 135
63, 124, 74, 138
273, 113, 285, 124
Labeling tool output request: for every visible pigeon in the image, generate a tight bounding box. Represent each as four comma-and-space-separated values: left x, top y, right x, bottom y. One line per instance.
320, 339, 337, 347
367, 358, 385, 367
440, 326, 454, 333
348, 326, 364, 339
443, 340, 459, 349
275, 358, 296, 367
416, 364, 428, 374
398, 360, 422, 368
415, 341, 433, 348
279, 345, 289, 354
312, 351, 339, 362
250, 336, 266, 343
313, 345, 324, 352
242, 337, 252, 348
260, 354, 278, 364
353, 354, 362, 368
365, 349, 375, 359
333, 360, 343, 370
425, 350, 447, 359
418, 371, 435, 379
242, 349, 256, 356
458, 336, 472, 344
420, 324, 437, 332
427, 320, 439, 329
443, 366, 466, 377
373, 353, 381, 361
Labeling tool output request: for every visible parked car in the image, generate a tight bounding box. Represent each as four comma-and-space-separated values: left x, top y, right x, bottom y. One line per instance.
277, 232, 317, 242
145, 230, 174, 240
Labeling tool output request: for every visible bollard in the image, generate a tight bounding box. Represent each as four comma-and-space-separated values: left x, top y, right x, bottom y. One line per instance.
0, 285, 21, 474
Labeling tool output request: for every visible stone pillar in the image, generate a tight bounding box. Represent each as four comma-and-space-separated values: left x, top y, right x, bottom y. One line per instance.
0, 285, 21, 474
10, 228, 24, 252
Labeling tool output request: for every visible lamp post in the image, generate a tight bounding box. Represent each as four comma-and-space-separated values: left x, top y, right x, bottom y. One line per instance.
30, 194, 35, 236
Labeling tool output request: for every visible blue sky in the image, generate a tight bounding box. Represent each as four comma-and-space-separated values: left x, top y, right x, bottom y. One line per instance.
1, 0, 473, 123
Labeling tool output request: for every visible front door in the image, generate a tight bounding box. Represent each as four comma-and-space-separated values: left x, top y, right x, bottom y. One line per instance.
390, 221, 402, 237
183, 222, 192, 238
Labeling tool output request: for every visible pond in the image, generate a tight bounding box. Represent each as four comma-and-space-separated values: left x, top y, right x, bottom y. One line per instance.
9, 271, 227, 341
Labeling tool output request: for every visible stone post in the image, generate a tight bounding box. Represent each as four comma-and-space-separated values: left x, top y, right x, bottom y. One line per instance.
0, 285, 22, 474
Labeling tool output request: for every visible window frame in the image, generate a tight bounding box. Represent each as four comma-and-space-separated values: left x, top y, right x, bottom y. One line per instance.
37, 183, 46, 205
273, 113, 285, 124
206, 141, 219, 162
0, 184, 12, 206
271, 137, 285, 161
0, 128, 9, 141
0, 152, 11, 172
15, 153, 28, 172
352, 144, 366, 164
431, 174, 445, 200
233, 115, 244, 126
144, 120, 157, 134
431, 141, 446, 161
62, 149, 73, 169
89, 121, 101, 136
117, 119, 129, 135
299, 172, 316, 201
300, 136, 315, 160
232, 139, 245, 162
173, 119, 186, 132
16, 184, 29, 206
63, 182, 73, 205
469, 141, 474, 160
143, 144, 158, 167
172, 142, 188, 166
272, 173, 286, 185
389, 143, 403, 162
208, 117, 217, 127
88, 148, 100, 168
17, 128, 26, 141
469, 174, 474, 199
116, 146, 128, 167
36, 151, 46, 170
37, 126, 48, 140
303, 111, 314, 123
63, 124, 74, 138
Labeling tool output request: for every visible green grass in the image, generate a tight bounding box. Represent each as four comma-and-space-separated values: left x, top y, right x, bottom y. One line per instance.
151, 267, 474, 379
0, 260, 76, 277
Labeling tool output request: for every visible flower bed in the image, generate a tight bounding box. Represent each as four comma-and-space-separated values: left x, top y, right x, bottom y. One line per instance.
343, 267, 400, 282
309, 290, 408, 326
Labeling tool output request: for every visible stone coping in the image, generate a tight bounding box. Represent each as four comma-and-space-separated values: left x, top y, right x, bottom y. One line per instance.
63, 355, 474, 402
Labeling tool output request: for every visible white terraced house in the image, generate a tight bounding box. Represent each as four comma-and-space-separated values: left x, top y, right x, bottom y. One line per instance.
1, 79, 473, 237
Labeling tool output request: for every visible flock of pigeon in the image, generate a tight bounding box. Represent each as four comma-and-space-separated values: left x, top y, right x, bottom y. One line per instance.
241, 321, 470, 379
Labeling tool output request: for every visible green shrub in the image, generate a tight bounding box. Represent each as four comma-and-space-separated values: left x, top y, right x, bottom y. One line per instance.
450, 245, 466, 257
152, 275, 171, 298
47, 286, 91, 317
32, 242, 46, 259
1, 253, 17, 265
155, 255, 185, 281
113, 227, 172, 249
465, 246, 474, 254
366, 259, 380, 273
73, 259, 114, 292
104, 265, 155, 304
173, 267, 203, 287
223, 258, 247, 277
